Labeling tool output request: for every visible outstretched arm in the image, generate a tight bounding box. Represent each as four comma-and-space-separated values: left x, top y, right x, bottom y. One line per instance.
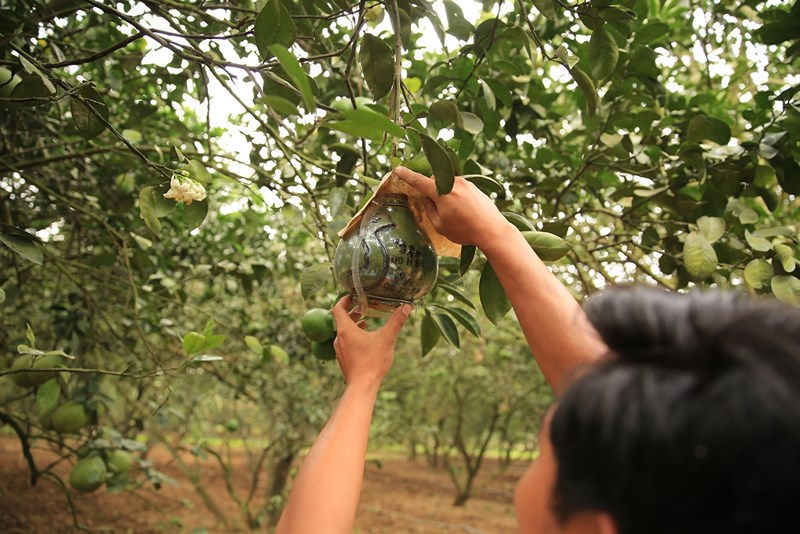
396, 167, 606, 393
275, 297, 411, 534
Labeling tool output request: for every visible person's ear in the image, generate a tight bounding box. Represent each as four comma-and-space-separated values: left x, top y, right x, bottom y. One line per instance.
595, 512, 618, 534
565, 511, 618, 534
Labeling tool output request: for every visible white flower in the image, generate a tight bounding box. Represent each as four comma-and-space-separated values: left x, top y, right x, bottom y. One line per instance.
163, 175, 207, 205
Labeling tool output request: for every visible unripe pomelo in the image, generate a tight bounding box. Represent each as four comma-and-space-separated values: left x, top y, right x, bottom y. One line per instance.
51, 401, 89, 434
9, 353, 62, 388
69, 456, 107, 492
225, 418, 240, 432
106, 450, 134, 474
301, 308, 335, 342
311, 340, 337, 361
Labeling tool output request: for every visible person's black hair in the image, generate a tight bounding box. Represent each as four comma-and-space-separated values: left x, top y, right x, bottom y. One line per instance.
548, 287, 800, 534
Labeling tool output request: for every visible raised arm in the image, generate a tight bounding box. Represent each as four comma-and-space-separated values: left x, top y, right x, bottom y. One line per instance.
396, 167, 606, 393
275, 297, 411, 534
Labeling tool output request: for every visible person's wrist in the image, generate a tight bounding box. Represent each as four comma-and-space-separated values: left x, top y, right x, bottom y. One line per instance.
475, 218, 516, 254
345, 372, 384, 393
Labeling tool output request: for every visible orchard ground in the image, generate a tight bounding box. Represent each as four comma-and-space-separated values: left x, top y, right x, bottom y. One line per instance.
0, 435, 521, 533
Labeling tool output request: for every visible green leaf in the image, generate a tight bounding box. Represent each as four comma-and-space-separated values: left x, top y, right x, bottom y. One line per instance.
697, 216, 725, 244
70, 85, 108, 139
359, 34, 394, 100
502, 212, 536, 232
404, 76, 422, 93
36, 379, 60, 416
588, 27, 619, 81
429, 99, 462, 127
329, 187, 348, 216
122, 129, 142, 143
479, 262, 511, 325
744, 259, 773, 289
138, 186, 162, 234
442, 143, 461, 175
0, 288, 5, 304
598, 6, 637, 21
17, 344, 43, 356
203, 334, 226, 351
418, 132, 455, 195
25, 323, 35, 346
745, 230, 773, 252
459, 112, 484, 135
421, 312, 440, 357
183, 199, 208, 230
771, 275, 800, 305
775, 243, 797, 272
479, 79, 496, 110
268, 345, 290, 365
186, 160, 213, 184
531, 0, 556, 19
460, 245, 476, 276
300, 263, 330, 300
282, 203, 304, 224
244, 335, 263, 356
686, 115, 730, 145
522, 231, 570, 261
635, 21, 670, 44
339, 107, 405, 138
182, 332, 206, 355
327, 120, 386, 142
683, 232, 717, 280
437, 281, 476, 309
569, 67, 598, 116
9, 76, 51, 106
0, 230, 43, 265
268, 44, 315, 112
757, 20, 800, 46
262, 94, 299, 116
462, 174, 504, 197
442, 306, 481, 338
431, 313, 460, 348
254, 0, 295, 59
736, 206, 759, 225
778, 157, 800, 195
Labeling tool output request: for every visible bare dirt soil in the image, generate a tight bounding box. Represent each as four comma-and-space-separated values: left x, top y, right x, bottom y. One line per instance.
0, 436, 525, 533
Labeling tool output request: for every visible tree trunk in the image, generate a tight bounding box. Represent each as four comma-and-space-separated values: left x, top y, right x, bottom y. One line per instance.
453, 491, 469, 506
406, 438, 417, 460
266, 451, 296, 527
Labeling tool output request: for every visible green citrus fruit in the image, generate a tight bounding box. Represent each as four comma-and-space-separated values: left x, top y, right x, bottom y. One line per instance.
225, 418, 240, 432
9, 353, 62, 388
51, 401, 89, 434
311, 340, 337, 361
69, 456, 107, 492
301, 308, 335, 342
106, 450, 134, 474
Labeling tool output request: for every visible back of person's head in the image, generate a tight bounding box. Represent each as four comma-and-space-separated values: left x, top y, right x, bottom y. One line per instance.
549, 287, 800, 534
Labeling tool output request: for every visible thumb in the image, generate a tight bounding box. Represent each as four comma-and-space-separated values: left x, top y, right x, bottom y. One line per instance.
382, 304, 413, 337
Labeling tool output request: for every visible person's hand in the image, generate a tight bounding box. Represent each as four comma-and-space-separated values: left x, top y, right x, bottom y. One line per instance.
395, 166, 510, 250
331, 296, 412, 388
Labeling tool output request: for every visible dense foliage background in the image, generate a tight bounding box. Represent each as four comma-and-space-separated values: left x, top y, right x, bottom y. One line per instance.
1, 0, 799, 529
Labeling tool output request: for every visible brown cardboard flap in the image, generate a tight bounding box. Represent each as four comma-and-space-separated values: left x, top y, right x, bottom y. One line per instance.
337, 170, 461, 258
